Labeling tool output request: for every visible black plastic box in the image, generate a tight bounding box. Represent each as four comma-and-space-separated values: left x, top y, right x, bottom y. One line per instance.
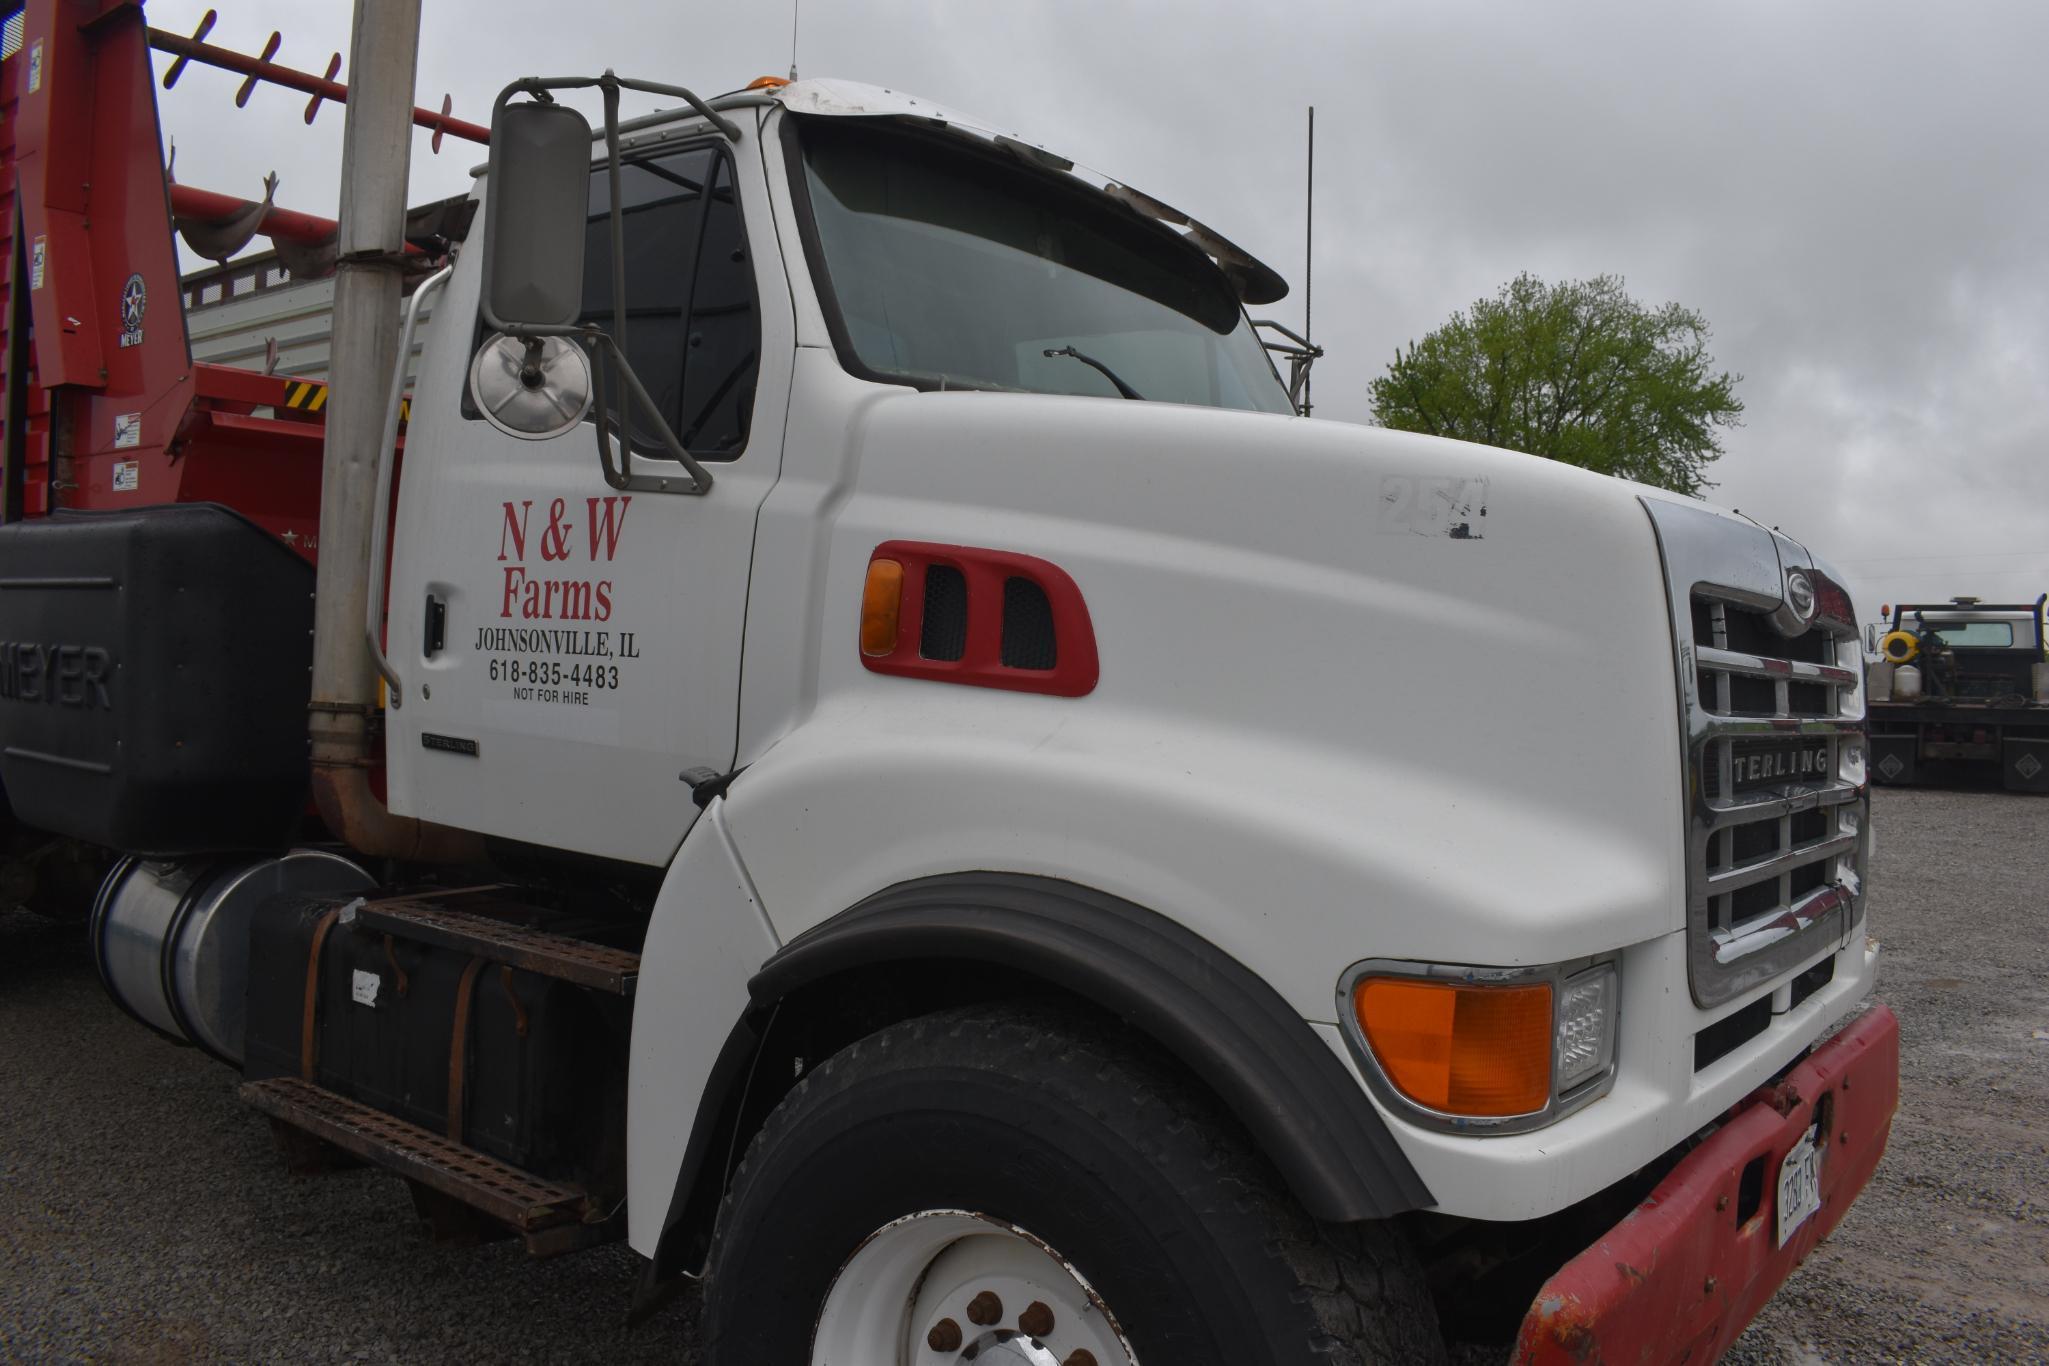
0, 504, 313, 854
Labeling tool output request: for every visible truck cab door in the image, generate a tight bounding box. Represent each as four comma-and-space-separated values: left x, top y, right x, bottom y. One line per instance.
385, 121, 791, 866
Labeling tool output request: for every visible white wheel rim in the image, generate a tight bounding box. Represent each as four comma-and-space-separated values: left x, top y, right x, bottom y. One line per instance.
812, 1210, 1138, 1366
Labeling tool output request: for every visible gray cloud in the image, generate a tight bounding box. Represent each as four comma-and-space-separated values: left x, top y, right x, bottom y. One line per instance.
148, 0, 2049, 614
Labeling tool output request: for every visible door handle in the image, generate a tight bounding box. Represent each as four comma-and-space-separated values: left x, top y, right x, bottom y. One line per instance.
423, 593, 447, 658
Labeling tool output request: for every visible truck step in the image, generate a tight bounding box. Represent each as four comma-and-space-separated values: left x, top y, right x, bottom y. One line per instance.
349, 896, 639, 996
241, 1076, 613, 1255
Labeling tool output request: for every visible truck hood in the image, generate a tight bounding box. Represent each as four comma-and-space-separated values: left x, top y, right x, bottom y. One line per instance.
809, 387, 1693, 966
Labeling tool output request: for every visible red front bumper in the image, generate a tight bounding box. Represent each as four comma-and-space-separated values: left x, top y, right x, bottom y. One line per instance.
1512, 1003, 1900, 1366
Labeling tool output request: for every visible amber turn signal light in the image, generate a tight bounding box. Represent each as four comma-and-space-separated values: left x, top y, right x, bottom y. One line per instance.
1353, 977, 1554, 1117
861, 558, 905, 657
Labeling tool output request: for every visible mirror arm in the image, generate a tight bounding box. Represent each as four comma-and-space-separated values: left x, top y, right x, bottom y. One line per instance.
588, 333, 623, 488
601, 77, 634, 469
1252, 317, 1324, 418
585, 329, 715, 495
602, 71, 743, 143
491, 72, 742, 144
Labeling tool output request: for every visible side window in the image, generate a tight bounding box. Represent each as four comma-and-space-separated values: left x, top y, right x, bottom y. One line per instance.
580, 146, 759, 459
675, 156, 758, 454
465, 144, 760, 458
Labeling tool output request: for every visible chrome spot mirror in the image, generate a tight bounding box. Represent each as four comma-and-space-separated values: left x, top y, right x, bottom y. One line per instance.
468, 334, 593, 441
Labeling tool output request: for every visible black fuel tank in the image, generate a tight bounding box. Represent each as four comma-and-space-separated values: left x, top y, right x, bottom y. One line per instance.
243, 896, 631, 1186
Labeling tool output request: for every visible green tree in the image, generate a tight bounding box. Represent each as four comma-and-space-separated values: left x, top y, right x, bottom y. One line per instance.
1368, 273, 1743, 496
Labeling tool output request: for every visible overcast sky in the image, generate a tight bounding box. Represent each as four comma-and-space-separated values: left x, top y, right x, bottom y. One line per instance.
145, 0, 2049, 620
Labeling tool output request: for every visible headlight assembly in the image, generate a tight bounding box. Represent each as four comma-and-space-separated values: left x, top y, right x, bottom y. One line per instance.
1338, 956, 1621, 1134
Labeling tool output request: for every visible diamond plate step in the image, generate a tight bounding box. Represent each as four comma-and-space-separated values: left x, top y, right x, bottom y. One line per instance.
348, 898, 639, 996
241, 1076, 594, 1235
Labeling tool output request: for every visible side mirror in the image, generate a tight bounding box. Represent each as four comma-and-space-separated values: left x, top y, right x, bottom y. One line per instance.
475, 74, 723, 496
481, 100, 592, 330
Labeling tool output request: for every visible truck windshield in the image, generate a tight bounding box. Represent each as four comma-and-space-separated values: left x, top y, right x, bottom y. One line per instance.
794, 118, 1294, 415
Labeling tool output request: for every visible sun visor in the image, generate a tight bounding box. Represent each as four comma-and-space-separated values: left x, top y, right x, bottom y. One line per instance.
787, 97, 1291, 307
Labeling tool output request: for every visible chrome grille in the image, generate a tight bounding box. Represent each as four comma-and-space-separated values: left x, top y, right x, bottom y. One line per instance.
1643, 498, 1869, 1009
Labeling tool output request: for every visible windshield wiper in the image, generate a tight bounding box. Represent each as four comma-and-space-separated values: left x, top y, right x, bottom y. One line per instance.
1042, 346, 1145, 401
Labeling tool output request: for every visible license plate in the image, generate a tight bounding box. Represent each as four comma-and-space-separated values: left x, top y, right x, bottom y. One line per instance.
1776, 1125, 1823, 1247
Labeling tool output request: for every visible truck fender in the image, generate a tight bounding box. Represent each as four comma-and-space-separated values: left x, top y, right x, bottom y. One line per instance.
635, 871, 1433, 1303
623, 799, 781, 1280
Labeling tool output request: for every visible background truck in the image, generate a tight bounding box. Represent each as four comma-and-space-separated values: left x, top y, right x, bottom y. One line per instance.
1867, 595, 2049, 791
1, 2, 1898, 1362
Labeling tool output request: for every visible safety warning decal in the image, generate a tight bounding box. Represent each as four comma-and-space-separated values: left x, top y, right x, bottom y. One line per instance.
112, 461, 140, 492
113, 414, 141, 451
281, 379, 329, 413
277, 379, 412, 424
30, 237, 46, 290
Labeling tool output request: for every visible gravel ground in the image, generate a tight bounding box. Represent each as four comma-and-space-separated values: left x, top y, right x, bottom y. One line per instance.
1, 785, 2042, 1363
1722, 786, 2049, 1365
0, 906, 700, 1365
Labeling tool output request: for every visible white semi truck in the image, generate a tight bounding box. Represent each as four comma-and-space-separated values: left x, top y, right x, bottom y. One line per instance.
0, 3, 1897, 1362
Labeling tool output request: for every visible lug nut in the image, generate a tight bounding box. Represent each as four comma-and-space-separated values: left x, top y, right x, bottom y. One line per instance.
927, 1318, 962, 1352
1018, 1300, 1056, 1338
967, 1290, 1004, 1326
1062, 1353, 1098, 1366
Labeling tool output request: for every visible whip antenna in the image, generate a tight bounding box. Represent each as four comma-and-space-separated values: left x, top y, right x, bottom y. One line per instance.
789, 0, 801, 80
1303, 104, 1315, 418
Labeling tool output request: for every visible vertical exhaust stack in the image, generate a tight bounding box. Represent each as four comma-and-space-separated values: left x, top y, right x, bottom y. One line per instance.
308, 0, 480, 864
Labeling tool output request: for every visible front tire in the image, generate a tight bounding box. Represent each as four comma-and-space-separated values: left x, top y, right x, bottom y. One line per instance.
701, 1002, 1442, 1365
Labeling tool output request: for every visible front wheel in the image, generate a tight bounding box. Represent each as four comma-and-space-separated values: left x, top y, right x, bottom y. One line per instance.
701, 1003, 1443, 1365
